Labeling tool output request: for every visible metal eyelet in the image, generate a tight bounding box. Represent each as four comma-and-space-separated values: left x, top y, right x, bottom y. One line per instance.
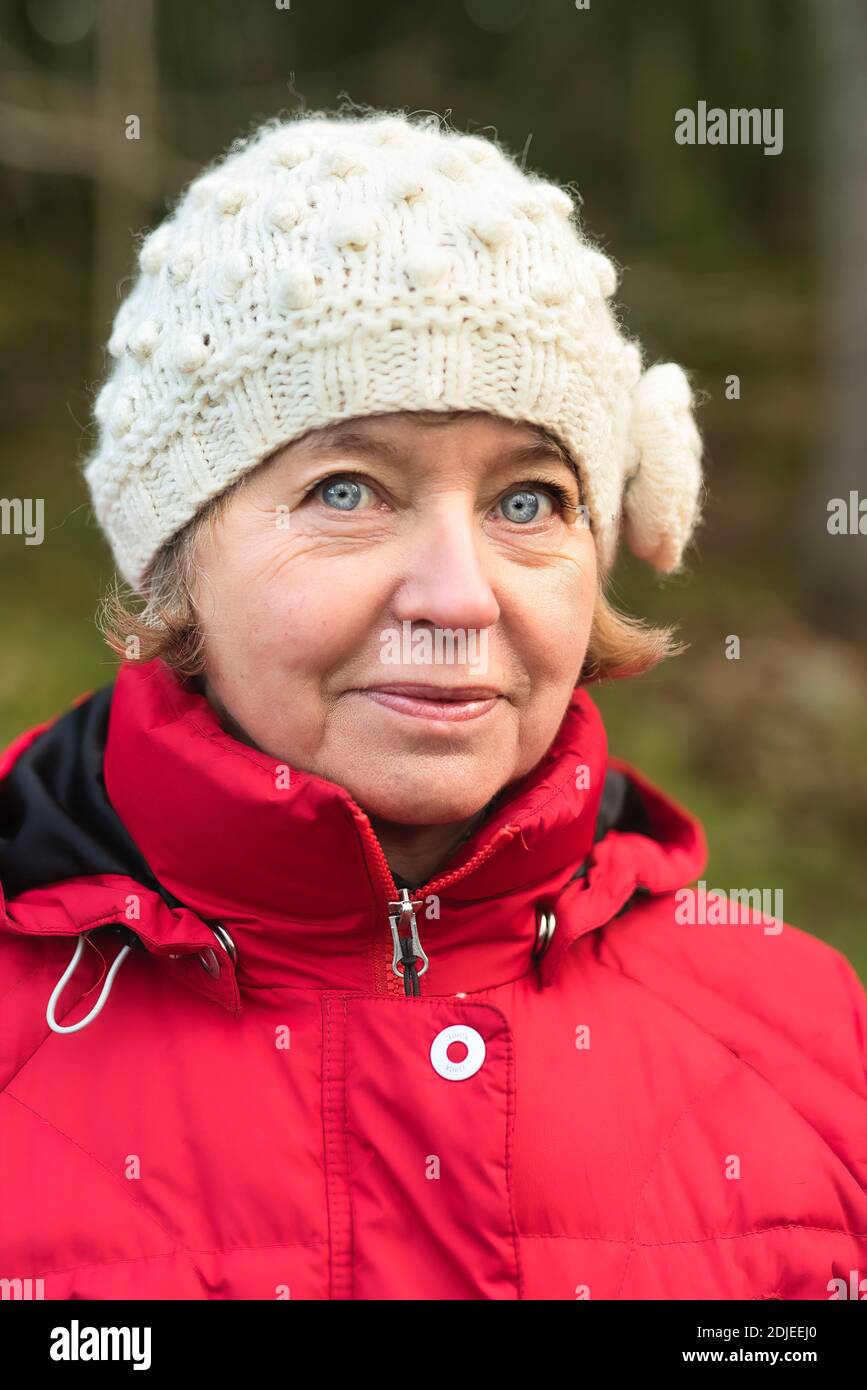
197, 923, 237, 977
533, 906, 556, 958
198, 948, 220, 977
209, 922, 238, 965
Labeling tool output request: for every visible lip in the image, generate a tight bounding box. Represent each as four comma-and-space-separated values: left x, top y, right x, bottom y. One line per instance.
357, 684, 503, 723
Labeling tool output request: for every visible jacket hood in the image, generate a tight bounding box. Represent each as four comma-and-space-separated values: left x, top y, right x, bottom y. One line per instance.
0, 659, 707, 1009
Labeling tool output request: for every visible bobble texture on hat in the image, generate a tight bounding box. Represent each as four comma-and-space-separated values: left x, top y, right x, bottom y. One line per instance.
85, 108, 704, 591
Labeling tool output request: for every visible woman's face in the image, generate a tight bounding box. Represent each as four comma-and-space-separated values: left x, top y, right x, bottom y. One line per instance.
193, 411, 597, 824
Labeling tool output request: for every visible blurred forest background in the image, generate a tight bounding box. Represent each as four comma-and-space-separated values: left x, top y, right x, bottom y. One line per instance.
0, 0, 865, 973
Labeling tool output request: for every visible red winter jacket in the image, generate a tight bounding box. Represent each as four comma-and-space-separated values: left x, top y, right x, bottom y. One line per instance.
1, 657, 865, 1300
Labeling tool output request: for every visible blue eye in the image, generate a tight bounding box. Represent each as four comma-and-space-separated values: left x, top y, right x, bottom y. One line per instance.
499, 489, 553, 524
320, 477, 368, 510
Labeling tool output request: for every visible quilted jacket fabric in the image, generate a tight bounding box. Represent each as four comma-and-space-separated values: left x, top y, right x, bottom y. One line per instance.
0, 657, 865, 1300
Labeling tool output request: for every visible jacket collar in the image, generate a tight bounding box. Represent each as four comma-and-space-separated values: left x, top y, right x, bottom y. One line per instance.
102, 658, 614, 995
0, 657, 707, 1003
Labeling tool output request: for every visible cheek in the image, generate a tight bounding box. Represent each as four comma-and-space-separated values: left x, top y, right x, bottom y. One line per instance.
200, 537, 380, 678
510, 537, 597, 666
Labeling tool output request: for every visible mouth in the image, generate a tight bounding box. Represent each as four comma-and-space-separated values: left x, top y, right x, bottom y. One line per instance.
356, 684, 503, 723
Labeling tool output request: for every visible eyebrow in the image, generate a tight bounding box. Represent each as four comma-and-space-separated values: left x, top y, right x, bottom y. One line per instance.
301, 422, 581, 484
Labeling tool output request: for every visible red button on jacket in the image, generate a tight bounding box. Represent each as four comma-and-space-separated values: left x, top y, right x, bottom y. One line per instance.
0, 658, 865, 1299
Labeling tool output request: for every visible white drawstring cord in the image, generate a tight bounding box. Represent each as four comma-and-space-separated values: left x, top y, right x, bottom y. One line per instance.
46, 933, 132, 1035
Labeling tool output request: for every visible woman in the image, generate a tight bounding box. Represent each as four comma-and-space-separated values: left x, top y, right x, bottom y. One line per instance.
1, 108, 865, 1301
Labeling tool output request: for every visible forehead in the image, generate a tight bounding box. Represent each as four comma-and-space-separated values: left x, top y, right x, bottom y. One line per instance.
290, 411, 573, 466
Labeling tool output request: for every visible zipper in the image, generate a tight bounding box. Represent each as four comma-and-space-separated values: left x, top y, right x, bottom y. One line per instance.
388, 889, 428, 998
350, 806, 517, 998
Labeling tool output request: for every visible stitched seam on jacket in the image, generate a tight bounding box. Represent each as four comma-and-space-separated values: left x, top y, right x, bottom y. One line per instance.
502, 1002, 526, 1299
616, 1059, 743, 1298
597, 953, 867, 1196
4, 900, 133, 936
17, 1226, 865, 1288
519, 1224, 867, 1244
320, 994, 335, 1296
0, 935, 117, 1093
599, 939, 867, 1106
321, 993, 353, 1298
11, 1238, 328, 1285
2, 1090, 198, 1260
0, 952, 53, 1017
341, 993, 356, 1299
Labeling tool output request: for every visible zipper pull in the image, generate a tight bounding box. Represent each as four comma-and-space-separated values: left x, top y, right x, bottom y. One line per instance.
387, 888, 429, 997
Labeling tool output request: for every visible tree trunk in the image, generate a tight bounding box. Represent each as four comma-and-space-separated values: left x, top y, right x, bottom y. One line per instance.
92, 0, 159, 385
804, 0, 867, 630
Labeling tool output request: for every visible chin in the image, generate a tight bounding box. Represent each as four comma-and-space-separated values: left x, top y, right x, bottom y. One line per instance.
366, 797, 487, 827
343, 768, 500, 827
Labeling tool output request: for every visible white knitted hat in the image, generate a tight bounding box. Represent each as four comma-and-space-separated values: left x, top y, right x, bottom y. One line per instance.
85, 108, 704, 591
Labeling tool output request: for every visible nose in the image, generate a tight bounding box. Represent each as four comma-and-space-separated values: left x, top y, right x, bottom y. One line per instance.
391, 497, 500, 633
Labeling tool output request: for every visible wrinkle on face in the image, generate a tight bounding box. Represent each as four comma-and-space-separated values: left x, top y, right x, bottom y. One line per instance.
192, 410, 598, 830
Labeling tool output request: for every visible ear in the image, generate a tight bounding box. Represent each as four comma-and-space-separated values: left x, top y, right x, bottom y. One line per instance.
622, 363, 704, 573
